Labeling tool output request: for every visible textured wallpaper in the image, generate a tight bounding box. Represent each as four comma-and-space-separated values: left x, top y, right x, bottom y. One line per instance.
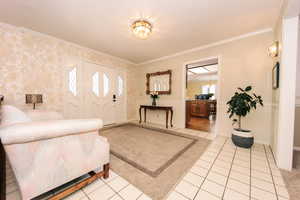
128, 32, 274, 144
0, 23, 132, 118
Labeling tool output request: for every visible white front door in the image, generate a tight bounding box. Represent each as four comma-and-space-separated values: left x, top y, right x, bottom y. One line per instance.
84, 63, 127, 125
63, 62, 127, 124
101, 67, 116, 125
100, 67, 127, 125
82, 62, 102, 119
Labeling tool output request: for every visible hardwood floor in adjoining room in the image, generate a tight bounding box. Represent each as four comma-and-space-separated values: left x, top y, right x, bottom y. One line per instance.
186, 117, 215, 132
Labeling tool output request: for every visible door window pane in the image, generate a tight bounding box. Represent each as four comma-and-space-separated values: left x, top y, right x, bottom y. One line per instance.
69, 67, 77, 96
103, 73, 109, 96
92, 72, 99, 96
118, 76, 123, 96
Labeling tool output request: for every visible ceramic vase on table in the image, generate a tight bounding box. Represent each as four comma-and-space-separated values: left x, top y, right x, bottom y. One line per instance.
152, 98, 157, 106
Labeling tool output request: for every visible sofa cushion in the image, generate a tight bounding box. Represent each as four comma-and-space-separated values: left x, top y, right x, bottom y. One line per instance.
0, 105, 31, 127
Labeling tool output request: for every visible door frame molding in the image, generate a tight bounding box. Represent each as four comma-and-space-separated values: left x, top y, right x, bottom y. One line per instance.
181, 55, 222, 137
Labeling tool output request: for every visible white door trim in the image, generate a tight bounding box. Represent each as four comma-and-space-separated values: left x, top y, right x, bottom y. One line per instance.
181, 55, 222, 137
276, 16, 299, 171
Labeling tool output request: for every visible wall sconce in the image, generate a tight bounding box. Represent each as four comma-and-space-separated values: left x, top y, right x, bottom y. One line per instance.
25, 94, 43, 109
268, 41, 279, 57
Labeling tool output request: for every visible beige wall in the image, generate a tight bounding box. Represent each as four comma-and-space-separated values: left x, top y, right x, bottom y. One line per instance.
269, 17, 283, 156
128, 32, 274, 144
295, 107, 300, 146
187, 80, 217, 99
0, 23, 133, 118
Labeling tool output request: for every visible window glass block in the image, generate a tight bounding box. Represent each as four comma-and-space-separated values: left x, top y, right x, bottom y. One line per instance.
69, 67, 77, 96
118, 76, 123, 96
103, 73, 109, 96
92, 72, 99, 96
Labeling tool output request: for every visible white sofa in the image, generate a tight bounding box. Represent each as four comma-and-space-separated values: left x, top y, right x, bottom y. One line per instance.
0, 105, 110, 200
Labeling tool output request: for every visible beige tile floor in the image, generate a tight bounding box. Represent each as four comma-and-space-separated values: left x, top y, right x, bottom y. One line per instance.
167, 137, 291, 200
5, 123, 291, 200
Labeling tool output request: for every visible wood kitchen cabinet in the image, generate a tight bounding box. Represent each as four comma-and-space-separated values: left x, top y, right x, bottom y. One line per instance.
186, 100, 216, 119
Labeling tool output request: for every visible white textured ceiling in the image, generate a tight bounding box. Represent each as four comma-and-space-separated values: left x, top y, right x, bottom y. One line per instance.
0, 0, 282, 63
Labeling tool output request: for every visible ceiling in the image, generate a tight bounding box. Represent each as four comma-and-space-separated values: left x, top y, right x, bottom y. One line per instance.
188, 64, 218, 75
0, 0, 282, 64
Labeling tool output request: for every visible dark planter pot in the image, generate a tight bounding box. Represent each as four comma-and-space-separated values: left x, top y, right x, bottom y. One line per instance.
231, 129, 254, 148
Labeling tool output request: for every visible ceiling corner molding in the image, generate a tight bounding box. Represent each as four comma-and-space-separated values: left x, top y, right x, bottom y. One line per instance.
138, 28, 273, 66
14, 25, 136, 66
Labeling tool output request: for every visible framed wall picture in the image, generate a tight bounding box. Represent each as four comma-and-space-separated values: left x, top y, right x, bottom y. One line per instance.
272, 62, 280, 89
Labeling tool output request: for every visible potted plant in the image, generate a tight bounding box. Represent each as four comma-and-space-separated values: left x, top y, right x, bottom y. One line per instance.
227, 86, 263, 148
150, 91, 159, 106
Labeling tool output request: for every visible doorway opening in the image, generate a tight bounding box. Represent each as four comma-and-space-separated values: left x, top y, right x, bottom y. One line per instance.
185, 58, 219, 133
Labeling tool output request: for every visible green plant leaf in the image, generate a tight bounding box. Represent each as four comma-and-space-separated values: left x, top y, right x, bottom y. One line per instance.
227, 85, 263, 129
238, 88, 244, 92
245, 86, 252, 91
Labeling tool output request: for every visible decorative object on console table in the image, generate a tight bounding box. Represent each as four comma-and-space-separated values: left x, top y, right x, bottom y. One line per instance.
139, 105, 173, 128
227, 86, 263, 148
272, 62, 280, 89
26, 94, 43, 109
150, 91, 159, 106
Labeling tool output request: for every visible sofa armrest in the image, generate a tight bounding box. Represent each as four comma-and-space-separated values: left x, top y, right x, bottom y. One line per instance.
0, 119, 103, 145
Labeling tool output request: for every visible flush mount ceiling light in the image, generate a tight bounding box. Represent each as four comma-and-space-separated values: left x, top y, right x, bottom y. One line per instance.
131, 20, 152, 39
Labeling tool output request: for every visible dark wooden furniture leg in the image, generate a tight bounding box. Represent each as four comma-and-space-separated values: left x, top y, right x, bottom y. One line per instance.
49, 163, 110, 200
0, 142, 6, 200
139, 107, 142, 123
170, 109, 173, 127
103, 163, 109, 179
166, 110, 169, 129
144, 107, 147, 123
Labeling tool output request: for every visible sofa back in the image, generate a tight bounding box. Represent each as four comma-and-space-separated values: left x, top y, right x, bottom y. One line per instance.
0, 105, 31, 127
26, 110, 64, 121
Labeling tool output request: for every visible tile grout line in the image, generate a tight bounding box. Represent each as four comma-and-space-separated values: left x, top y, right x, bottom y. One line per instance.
268, 144, 279, 168
191, 138, 229, 200
263, 145, 279, 200
135, 193, 144, 200
220, 144, 237, 199
103, 178, 129, 200
81, 189, 92, 200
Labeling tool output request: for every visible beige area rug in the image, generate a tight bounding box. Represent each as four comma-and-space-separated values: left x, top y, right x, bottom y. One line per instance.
101, 124, 210, 200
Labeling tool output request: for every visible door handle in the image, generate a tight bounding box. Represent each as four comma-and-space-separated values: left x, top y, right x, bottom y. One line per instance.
113, 94, 116, 102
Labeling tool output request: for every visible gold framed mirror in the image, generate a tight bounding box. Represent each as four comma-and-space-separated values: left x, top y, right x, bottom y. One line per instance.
146, 70, 172, 95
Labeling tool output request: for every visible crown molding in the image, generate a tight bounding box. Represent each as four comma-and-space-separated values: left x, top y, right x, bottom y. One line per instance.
138, 28, 273, 65
0, 22, 136, 66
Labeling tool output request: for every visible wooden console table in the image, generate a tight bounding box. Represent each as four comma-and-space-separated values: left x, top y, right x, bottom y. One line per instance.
139, 105, 173, 128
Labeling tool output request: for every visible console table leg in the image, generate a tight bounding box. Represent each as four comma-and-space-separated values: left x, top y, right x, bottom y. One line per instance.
170, 109, 173, 127
139, 107, 142, 123
166, 110, 169, 129
144, 108, 147, 123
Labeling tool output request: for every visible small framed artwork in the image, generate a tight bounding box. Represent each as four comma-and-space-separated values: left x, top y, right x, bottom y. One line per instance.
272, 62, 280, 89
